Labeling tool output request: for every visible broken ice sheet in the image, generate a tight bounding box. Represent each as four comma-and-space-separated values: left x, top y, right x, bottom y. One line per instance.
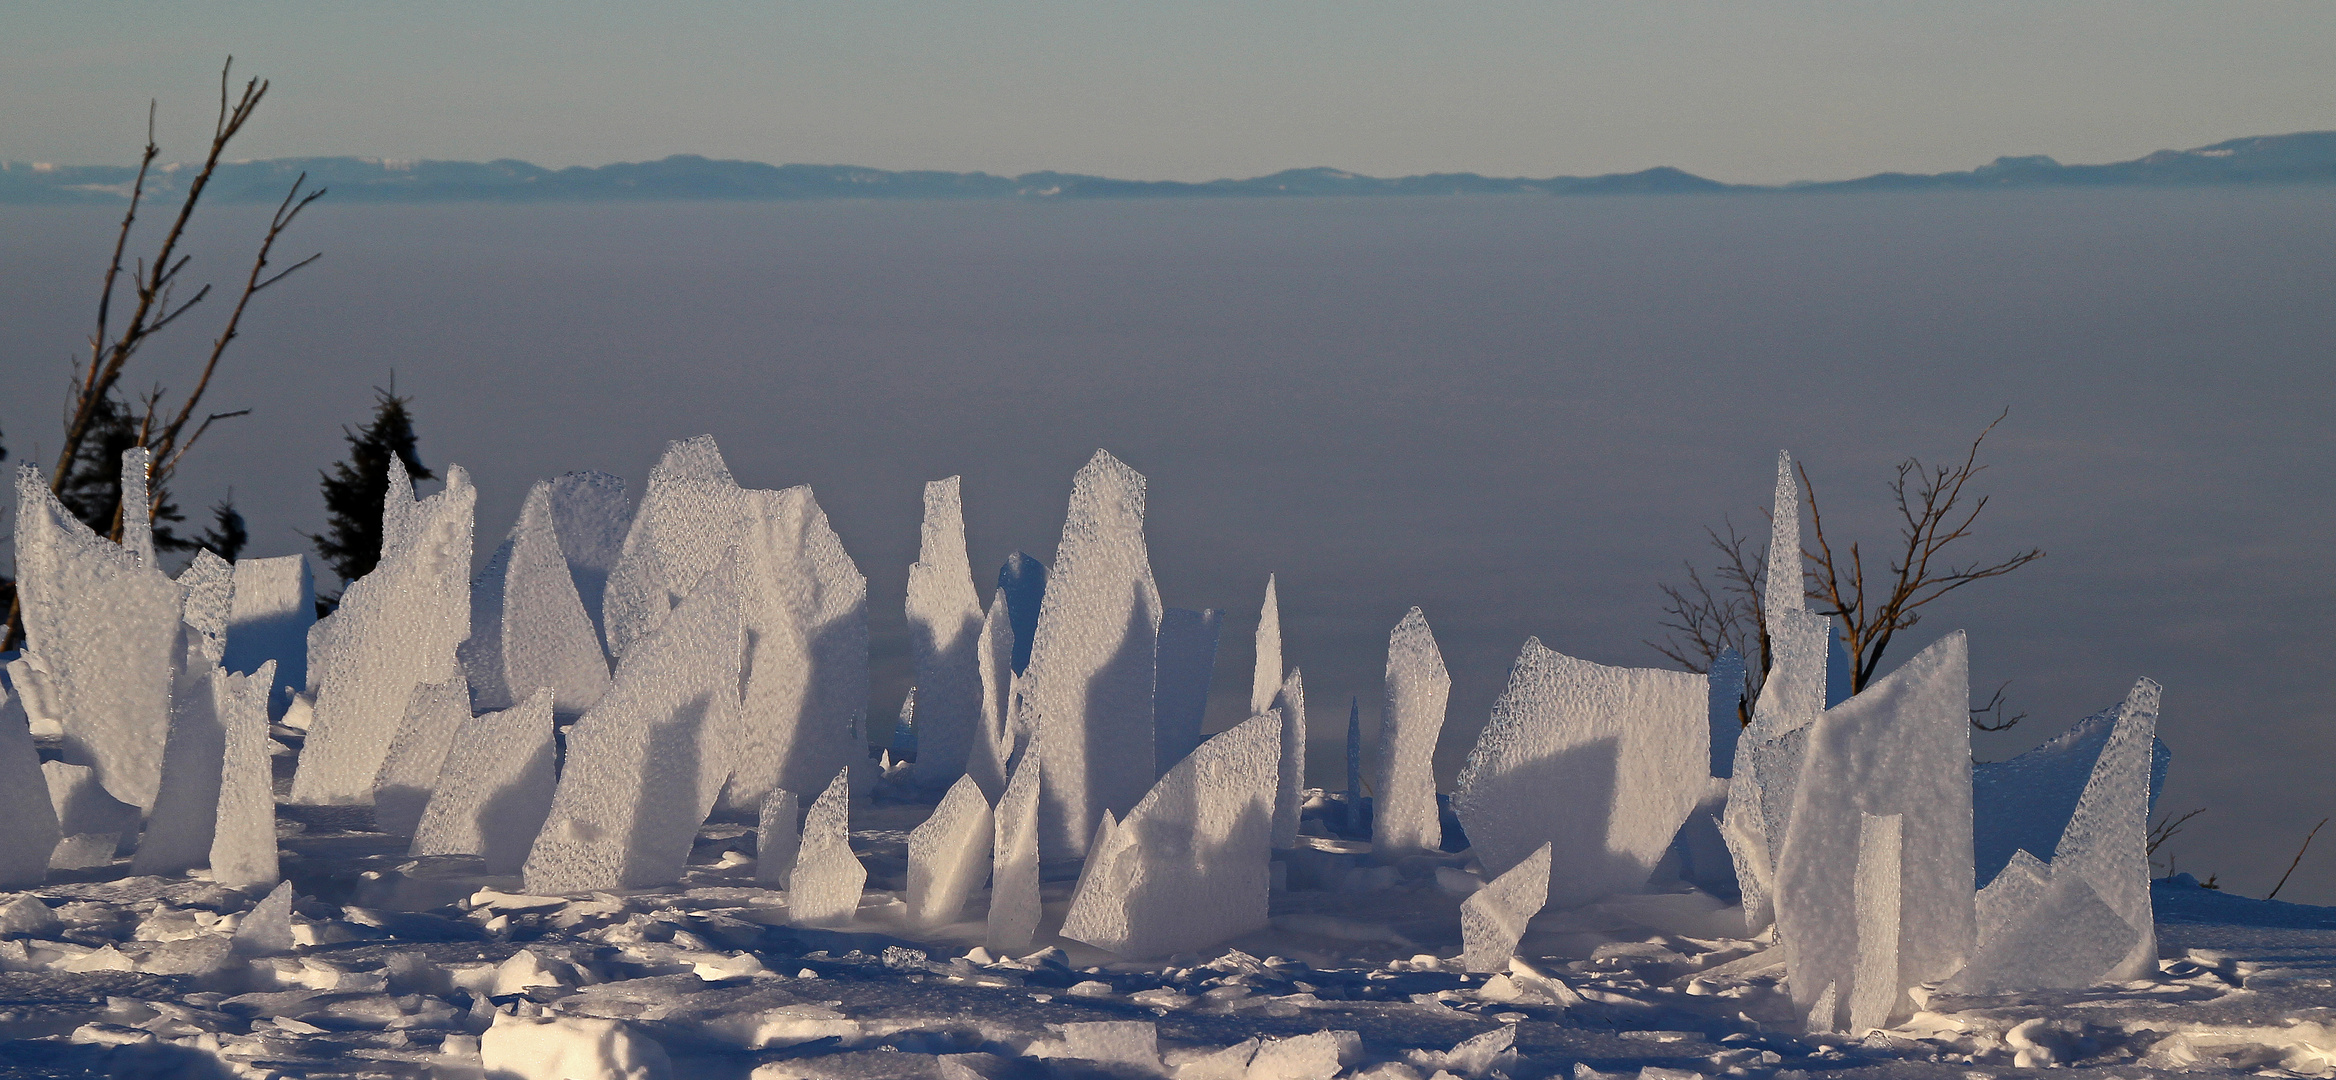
905, 476, 985, 794
788, 767, 864, 926
413, 687, 559, 875
371, 675, 474, 838
907, 774, 994, 927
1462, 841, 1552, 972
461, 479, 611, 717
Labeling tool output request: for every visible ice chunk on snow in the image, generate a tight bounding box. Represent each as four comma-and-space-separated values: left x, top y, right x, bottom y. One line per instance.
461, 480, 611, 718
413, 687, 558, 874
1462, 841, 1552, 972
997, 552, 1047, 676
291, 465, 474, 805
545, 470, 629, 657
601, 435, 751, 660
788, 768, 863, 926
1775, 631, 1974, 1033
234, 881, 298, 955
1026, 451, 1162, 860
908, 775, 994, 927
13, 465, 184, 810
1849, 813, 1903, 1033
1055, 1020, 1160, 1069
132, 627, 232, 875
727, 483, 870, 815
906, 477, 985, 794
1377, 608, 1450, 856
482, 1012, 672, 1080
45, 761, 139, 869
1945, 867, 2137, 995
1270, 668, 1306, 849
0, 684, 62, 887
1153, 606, 1221, 778
209, 662, 279, 892
523, 557, 741, 894
1453, 639, 1707, 908
987, 748, 1043, 952
1975, 848, 2050, 951
965, 590, 1020, 802
371, 676, 473, 838
223, 554, 313, 707
1062, 709, 1280, 959
1972, 689, 2171, 888
755, 788, 800, 887
1249, 1030, 1360, 1080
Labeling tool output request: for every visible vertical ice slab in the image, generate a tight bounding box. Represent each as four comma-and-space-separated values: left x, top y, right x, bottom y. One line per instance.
1848, 813, 1904, 1033
1060, 709, 1280, 960
1461, 841, 1552, 972
1269, 667, 1306, 848
545, 470, 630, 657
987, 749, 1043, 952
755, 788, 800, 887
0, 684, 63, 888
907, 774, 994, 927
1972, 691, 2173, 889
13, 465, 184, 811
905, 477, 984, 793
600, 435, 752, 661
412, 688, 558, 874
119, 447, 155, 568
209, 661, 279, 892
1376, 608, 1450, 857
177, 551, 235, 664
966, 591, 1020, 802
133, 625, 232, 875
996, 552, 1047, 676
727, 483, 870, 814
223, 554, 314, 708
1250, 575, 1282, 716
522, 558, 742, 894
461, 481, 611, 718
292, 465, 474, 805
1453, 639, 1707, 908
1025, 451, 1162, 860
788, 768, 864, 926
372, 676, 476, 838
1776, 631, 1974, 1033
1152, 606, 1221, 778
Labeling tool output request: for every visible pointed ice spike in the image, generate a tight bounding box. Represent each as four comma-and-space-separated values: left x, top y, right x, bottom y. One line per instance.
1060, 709, 1280, 959
544, 470, 629, 657
966, 590, 1018, 801
522, 555, 741, 894
177, 550, 235, 666
755, 788, 800, 887
1775, 631, 1974, 1029
234, 881, 298, 955
1344, 698, 1362, 834
1971, 683, 2167, 891
412, 688, 558, 874
1848, 812, 1904, 1033
728, 483, 870, 814
209, 661, 279, 892
906, 477, 985, 792
0, 683, 63, 888
2041, 678, 2160, 980
120, 447, 154, 567
371, 676, 474, 838
1270, 668, 1306, 848
1152, 607, 1222, 777
600, 435, 749, 661
13, 465, 183, 811
1026, 451, 1162, 861
1377, 608, 1449, 857
996, 553, 1048, 676
788, 768, 864, 926
1453, 639, 1708, 908
224, 554, 314, 708
460, 481, 611, 718
1461, 840, 1551, 972
1762, 450, 1803, 624
292, 465, 474, 805
133, 626, 233, 875
987, 748, 1043, 951
908, 774, 995, 927
1250, 576, 1281, 716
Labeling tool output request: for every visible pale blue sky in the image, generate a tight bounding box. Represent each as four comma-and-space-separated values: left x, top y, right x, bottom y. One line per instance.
6, 2, 2335, 184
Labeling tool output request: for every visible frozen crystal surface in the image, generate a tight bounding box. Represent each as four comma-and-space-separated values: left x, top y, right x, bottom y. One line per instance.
1453, 639, 1707, 908
1251, 575, 1282, 717
727, 483, 869, 814
1270, 667, 1306, 848
176, 550, 235, 666
1152, 606, 1221, 778
1975, 848, 2050, 950
906, 477, 985, 793
234, 881, 297, 955
755, 788, 800, 887
788, 768, 864, 926
482, 1013, 672, 1080
413, 687, 558, 874
907, 774, 994, 926
0, 685, 62, 888
132, 630, 230, 875
1849, 812, 1904, 1033
1026, 450, 1161, 860
601, 435, 751, 661
119, 447, 155, 567
1708, 648, 1745, 777
1057, 1021, 1159, 1069
1061, 709, 1279, 959
14, 465, 184, 811
997, 552, 1047, 676
2024, 678, 2161, 982
223, 554, 314, 706
523, 557, 741, 894
1461, 840, 1552, 972
545, 470, 629, 657
965, 591, 1019, 802
461, 480, 611, 718
372, 676, 474, 838
1972, 689, 2172, 888
292, 465, 474, 805
987, 748, 1043, 952
1775, 631, 1974, 1033
1377, 607, 1450, 856
1944, 870, 2135, 995
208, 661, 279, 892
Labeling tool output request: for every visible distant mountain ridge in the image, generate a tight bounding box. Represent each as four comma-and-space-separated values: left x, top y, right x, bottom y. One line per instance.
6, 131, 2333, 204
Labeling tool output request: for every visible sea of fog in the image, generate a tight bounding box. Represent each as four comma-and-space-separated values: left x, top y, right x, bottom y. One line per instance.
1, 189, 2329, 900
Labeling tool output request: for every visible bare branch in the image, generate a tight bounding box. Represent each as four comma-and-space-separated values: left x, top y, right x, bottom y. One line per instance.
2268, 818, 2328, 901
1970, 680, 2027, 732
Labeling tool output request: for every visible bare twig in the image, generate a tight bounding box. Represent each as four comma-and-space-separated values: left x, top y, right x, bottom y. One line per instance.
2148, 807, 2206, 858
1970, 680, 2028, 732
2267, 818, 2327, 901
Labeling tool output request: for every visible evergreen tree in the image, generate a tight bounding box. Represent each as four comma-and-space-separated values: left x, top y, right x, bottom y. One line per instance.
196, 495, 248, 563
53, 391, 192, 552
308, 388, 432, 596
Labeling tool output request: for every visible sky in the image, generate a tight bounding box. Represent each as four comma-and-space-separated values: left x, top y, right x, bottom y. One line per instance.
5, 2, 2336, 185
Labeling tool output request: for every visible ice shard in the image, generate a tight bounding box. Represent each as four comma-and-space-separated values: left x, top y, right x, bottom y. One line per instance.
600, 435, 752, 661
1775, 631, 1974, 1033
1453, 639, 1707, 908
461, 480, 611, 718
788, 768, 864, 926
412, 688, 558, 874
996, 552, 1047, 675
120, 447, 155, 568
13, 465, 184, 811
292, 465, 475, 805
1060, 709, 1280, 959
1025, 450, 1162, 860
965, 590, 1019, 802
755, 788, 800, 887
223, 554, 314, 708
0, 684, 63, 888
1153, 606, 1221, 778
132, 624, 233, 875
372, 676, 476, 838
905, 477, 985, 793
177, 551, 235, 664
1848, 813, 1904, 1033
1270, 667, 1306, 848
209, 662, 279, 892
1461, 841, 1552, 972
545, 470, 629, 656
1974, 848, 2050, 950
987, 748, 1043, 952
907, 774, 994, 927
1376, 608, 1449, 857
1972, 692, 2172, 888
522, 557, 742, 894
726, 483, 869, 814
